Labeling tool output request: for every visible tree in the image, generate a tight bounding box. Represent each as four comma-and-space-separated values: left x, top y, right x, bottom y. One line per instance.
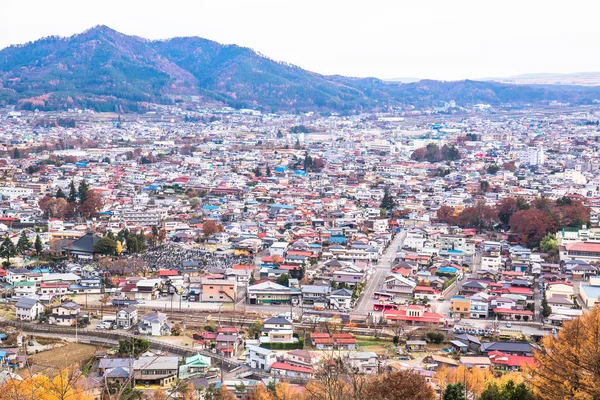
276, 274, 290, 287
509, 209, 558, 248
34, 234, 43, 255
117, 338, 150, 357
115, 240, 123, 255
67, 180, 77, 203
56, 188, 66, 199
0, 236, 17, 263
80, 190, 103, 217
13, 148, 20, 159
203, 220, 224, 237
94, 236, 117, 255
436, 205, 455, 224
78, 180, 90, 205
487, 164, 500, 175
443, 383, 465, 400
380, 187, 396, 210
363, 370, 436, 400
136, 230, 147, 252
217, 385, 237, 400
540, 233, 558, 253
266, 165, 272, 176
479, 180, 490, 193
16, 231, 32, 256
541, 292, 551, 319
126, 237, 140, 254
530, 306, 600, 399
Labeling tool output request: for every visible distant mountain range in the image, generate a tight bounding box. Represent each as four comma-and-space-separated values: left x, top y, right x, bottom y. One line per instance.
2, 26, 600, 112
483, 72, 600, 87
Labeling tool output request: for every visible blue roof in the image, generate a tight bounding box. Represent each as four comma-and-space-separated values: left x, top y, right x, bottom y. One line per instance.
272, 204, 295, 209
581, 285, 600, 300
438, 267, 458, 274
202, 205, 220, 210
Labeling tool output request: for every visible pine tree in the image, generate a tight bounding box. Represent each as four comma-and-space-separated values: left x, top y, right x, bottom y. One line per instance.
67, 181, 77, 203
34, 235, 43, 255
0, 236, 17, 263
380, 187, 396, 210
541, 292, 551, 319
56, 188, 66, 199
13, 148, 20, 159
78, 180, 90, 205
137, 230, 146, 252
266, 165, 271, 176
16, 231, 32, 255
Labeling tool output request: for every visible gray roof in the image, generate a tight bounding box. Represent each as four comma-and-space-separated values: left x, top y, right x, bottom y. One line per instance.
481, 341, 536, 354
99, 358, 133, 369
142, 311, 167, 323
15, 297, 39, 309
133, 356, 179, 371
264, 317, 292, 325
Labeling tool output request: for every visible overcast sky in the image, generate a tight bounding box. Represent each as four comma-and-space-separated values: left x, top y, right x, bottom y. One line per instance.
1, 0, 599, 81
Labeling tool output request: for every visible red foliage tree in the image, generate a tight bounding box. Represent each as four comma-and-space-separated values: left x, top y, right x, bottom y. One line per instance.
436, 206, 455, 224
509, 208, 558, 248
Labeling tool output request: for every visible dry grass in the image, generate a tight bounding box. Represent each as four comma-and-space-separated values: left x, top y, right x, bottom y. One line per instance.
28, 343, 98, 376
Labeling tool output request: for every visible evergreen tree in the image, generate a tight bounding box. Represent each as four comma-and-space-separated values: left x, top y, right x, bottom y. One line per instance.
67, 181, 77, 203
13, 148, 20, 159
276, 273, 290, 287
34, 234, 43, 256
541, 291, 552, 319
78, 180, 90, 205
16, 231, 32, 255
56, 188, 66, 199
137, 230, 147, 252
266, 165, 271, 176
443, 383, 466, 400
105, 230, 116, 241
117, 228, 130, 243
380, 187, 396, 210
94, 237, 117, 255
126, 237, 139, 254
152, 225, 159, 238
0, 236, 17, 263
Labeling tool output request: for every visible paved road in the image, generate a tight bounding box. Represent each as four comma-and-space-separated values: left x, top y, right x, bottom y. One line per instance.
433, 251, 480, 316
355, 230, 407, 313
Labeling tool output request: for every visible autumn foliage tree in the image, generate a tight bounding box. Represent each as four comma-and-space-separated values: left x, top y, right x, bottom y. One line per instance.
1, 365, 92, 400
530, 306, 600, 400
202, 220, 224, 237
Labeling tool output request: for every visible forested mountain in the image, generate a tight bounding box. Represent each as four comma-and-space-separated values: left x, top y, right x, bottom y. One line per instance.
2, 25, 600, 112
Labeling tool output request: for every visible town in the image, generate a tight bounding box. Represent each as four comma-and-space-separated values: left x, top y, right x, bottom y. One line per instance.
0, 102, 597, 399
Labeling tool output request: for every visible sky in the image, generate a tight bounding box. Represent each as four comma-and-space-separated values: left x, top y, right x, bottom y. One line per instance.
1, 0, 599, 81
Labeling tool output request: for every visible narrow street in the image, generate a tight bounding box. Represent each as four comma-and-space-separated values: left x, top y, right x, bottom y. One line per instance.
355, 230, 407, 312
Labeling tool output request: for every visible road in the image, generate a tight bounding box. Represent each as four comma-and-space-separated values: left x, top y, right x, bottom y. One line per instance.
354, 230, 407, 312
433, 250, 480, 316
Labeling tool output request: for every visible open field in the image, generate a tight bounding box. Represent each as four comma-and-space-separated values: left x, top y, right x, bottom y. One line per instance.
28, 342, 99, 376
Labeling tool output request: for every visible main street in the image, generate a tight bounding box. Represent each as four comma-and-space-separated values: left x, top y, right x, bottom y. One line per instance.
354, 230, 407, 312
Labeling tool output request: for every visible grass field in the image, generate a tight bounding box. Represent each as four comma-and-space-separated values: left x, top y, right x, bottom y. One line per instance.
28, 343, 98, 376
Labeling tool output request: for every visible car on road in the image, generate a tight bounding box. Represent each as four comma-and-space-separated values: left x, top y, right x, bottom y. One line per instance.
505, 322, 512, 328
272, 301, 281, 305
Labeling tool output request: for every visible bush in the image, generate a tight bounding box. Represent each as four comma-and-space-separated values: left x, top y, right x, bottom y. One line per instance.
260, 339, 303, 350
425, 332, 445, 344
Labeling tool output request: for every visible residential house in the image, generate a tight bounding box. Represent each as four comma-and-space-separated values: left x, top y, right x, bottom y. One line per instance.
48, 301, 80, 326
138, 311, 170, 336
201, 279, 237, 303
15, 297, 43, 321
116, 306, 138, 329
246, 345, 277, 371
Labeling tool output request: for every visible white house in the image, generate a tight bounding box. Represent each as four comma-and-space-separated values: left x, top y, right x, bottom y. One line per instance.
138, 311, 170, 336
246, 345, 277, 371
15, 297, 44, 321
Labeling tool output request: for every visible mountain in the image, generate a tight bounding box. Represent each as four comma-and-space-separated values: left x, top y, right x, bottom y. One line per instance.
483, 72, 600, 87
2, 26, 600, 112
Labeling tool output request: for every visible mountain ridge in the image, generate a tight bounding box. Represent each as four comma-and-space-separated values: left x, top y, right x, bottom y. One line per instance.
2, 25, 600, 112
